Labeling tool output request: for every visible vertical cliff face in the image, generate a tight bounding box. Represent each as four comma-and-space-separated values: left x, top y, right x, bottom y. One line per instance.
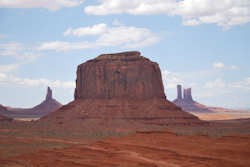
177, 85, 182, 100
46, 87, 52, 101
173, 85, 213, 113
74, 51, 166, 100
183, 88, 194, 103
38, 51, 202, 132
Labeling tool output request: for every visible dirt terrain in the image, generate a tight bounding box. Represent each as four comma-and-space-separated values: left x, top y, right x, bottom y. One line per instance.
0, 118, 250, 167
1, 52, 249, 166
190, 109, 250, 121
1, 129, 250, 167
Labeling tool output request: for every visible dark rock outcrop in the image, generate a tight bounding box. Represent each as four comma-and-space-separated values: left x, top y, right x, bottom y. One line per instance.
74, 51, 166, 100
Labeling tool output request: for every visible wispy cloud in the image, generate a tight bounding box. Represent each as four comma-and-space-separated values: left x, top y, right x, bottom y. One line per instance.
64, 24, 107, 37
162, 67, 250, 107
0, 42, 41, 63
38, 24, 159, 51
161, 70, 183, 89
0, 0, 85, 11
212, 62, 239, 70
0, 41, 42, 77
213, 62, 225, 69
231, 65, 238, 70
0, 40, 74, 89
204, 78, 226, 89
0, 73, 75, 89
203, 77, 250, 98
0, 64, 19, 73
84, 0, 250, 29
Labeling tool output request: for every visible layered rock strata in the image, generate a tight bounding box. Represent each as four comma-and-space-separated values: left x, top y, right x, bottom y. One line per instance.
74, 51, 166, 100
38, 51, 202, 133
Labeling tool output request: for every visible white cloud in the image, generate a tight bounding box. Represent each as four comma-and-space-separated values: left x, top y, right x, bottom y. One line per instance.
231, 65, 238, 70
84, 0, 177, 15
112, 19, 123, 26
38, 41, 93, 52
0, 41, 74, 89
213, 62, 225, 69
0, 34, 6, 39
84, 0, 250, 28
230, 78, 250, 90
161, 68, 250, 108
39, 24, 159, 51
161, 70, 183, 89
0, 42, 23, 57
204, 77, 250, 91
0, 73, 6, 80
0, 73, 75, 89
0, 42, 41, 62
63, 24, 107, 37
204, 78, 226, 89
247, 78, 250, 85
0, 64, 19, 73
96, 25, 159, 48
182, 19, 201, 26
0, 0, 85, 11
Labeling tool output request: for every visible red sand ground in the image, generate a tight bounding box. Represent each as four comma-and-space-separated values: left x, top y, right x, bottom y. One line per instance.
1, 130, 250, 167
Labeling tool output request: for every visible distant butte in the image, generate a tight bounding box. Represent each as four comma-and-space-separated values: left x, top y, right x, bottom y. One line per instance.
1, 87, 62, 118
0, 105, 12, 121
173, 85, 213, 113
38, 51, 203, 133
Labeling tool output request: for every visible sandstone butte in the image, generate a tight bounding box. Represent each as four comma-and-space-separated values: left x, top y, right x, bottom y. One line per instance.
38, 51, 203, 132
74, 51, 165, 100
173, 85, 214, 113
1, 87, 62, 118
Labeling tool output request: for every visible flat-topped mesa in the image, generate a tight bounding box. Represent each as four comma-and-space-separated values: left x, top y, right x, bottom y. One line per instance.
74, 51, 166, 100
96, 51, 142, 61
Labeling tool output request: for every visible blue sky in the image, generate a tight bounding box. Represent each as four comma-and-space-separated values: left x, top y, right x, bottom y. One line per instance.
0, 0, 250, 109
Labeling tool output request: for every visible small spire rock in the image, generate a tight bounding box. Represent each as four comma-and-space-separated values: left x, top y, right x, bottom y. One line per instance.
46, 86, 52, 101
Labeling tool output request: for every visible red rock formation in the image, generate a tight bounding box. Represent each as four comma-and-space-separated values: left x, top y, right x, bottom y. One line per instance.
177, 84, 182, 100
173, 85, 213, 113
183, 88, 194, 103
38, 51, 202, 133
75, 51, 166, 100
46, 87, 52, 101
173, 84, 183, 104
4, 87, 62, 118
0, 105, 12, 121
